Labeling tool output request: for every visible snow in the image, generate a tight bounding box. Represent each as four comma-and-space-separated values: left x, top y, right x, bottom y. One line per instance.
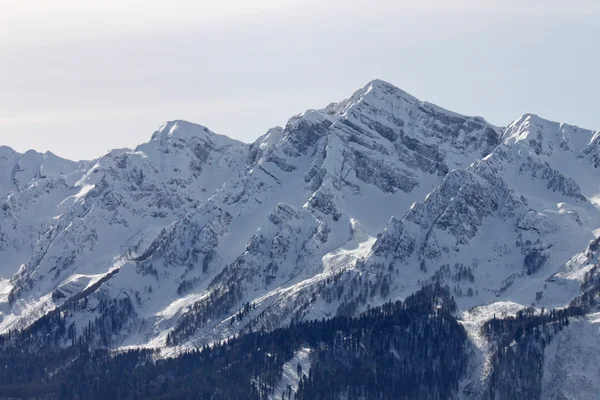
541, 313, 600, 399
269, 347, 312, 400
0, 78, 599, 397
458, 301, 526, 398
322, 219, 376, 273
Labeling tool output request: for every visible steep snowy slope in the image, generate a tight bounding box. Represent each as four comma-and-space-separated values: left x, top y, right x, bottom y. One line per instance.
0, 121, 248, 332
366, 123, 600, 308
0, 147, 87, 278
540, 312, 600, 399
504, 114, 600, 202
169, 110, 600, 351
141, 80, 505, 347
0, 79, 504, 349
0, 79, 599, 400
0, 146, 84, 197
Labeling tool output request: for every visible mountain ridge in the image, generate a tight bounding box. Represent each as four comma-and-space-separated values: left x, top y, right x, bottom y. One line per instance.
1, 78, 599, 399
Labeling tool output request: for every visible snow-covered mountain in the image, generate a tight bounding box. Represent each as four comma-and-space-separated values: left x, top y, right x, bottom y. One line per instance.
0, 148, 88, 278
1, 79, 599, 398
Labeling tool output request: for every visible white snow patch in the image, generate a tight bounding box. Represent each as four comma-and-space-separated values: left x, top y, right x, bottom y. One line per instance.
269, 347, 312, 400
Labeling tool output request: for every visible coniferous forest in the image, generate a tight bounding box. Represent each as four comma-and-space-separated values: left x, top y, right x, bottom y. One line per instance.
0, 285, 469, 400
1, 275, 598, 400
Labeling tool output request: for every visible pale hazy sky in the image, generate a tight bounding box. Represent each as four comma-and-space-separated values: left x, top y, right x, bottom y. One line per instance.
1, 0, 599, 160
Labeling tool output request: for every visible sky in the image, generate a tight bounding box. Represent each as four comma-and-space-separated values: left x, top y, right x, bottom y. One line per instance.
1, 0, 599, 160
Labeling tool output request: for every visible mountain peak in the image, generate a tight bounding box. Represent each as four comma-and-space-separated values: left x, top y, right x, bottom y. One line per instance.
504, 113, 598, 156
0, 145, 18, 158
507, 112, 598, 134
151, 120, 216, 141
363, 78, 410, 94
354, 78, 418, 105
3, 79, 600, 400
343, 78, 484, 127
147, 120, 245, 152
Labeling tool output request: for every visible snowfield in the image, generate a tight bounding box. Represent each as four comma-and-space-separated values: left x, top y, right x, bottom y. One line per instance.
1, 79, 599, 397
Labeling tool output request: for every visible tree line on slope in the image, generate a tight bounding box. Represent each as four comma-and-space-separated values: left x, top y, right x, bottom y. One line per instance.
481, 259, 600, 400
0, 284, 469, 400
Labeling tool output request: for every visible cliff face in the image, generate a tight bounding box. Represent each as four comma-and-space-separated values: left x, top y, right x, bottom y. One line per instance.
1, 79, 599, 398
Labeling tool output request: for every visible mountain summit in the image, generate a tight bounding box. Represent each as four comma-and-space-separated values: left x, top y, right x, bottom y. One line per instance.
0, 80, 599, 399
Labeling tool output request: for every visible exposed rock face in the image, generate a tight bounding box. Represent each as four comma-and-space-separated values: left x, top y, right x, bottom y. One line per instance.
0, 79, 599, 398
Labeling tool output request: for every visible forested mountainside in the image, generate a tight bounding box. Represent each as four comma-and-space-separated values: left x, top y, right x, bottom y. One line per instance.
0, 286, 467, 400
1, 79, 599, 399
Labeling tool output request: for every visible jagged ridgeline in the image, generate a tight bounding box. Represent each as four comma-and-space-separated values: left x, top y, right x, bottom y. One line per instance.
2, 78, 600, 399
0, 285, 468, 400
